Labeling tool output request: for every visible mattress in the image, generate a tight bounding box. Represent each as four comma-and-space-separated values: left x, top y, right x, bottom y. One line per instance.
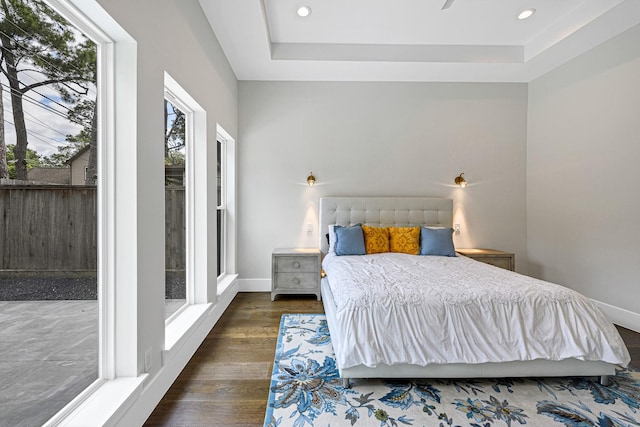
322, 252, 631, 371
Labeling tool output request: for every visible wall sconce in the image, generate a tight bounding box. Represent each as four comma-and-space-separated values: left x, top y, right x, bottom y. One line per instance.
307, 172, 316, 186
454, 173, 467, 188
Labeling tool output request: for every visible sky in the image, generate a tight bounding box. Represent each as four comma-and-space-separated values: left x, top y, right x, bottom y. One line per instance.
2, 71, 182, 160
1, 6, 96, 160
1, 70, 92, 158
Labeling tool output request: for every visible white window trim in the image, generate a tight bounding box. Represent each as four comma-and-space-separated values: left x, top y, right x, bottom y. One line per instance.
163, 82, 196, 312
40, 0, 142, 426
217, 137, 227, 278
163, 72, 211, 352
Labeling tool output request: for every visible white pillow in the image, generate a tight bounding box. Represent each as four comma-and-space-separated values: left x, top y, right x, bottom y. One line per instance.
327, 224, 337, 253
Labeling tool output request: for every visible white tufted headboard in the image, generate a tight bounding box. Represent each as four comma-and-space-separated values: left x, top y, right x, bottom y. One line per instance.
319, 197, 453, 253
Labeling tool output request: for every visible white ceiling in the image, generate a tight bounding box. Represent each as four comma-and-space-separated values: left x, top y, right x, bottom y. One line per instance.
199, 0, 640, 82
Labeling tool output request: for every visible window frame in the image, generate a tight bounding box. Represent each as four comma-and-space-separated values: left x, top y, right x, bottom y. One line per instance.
163, 72, 207, 326
163, 88, 193, 322
40, 0, 139, 424
217, 137, 226, 278
216, 125, 236, 293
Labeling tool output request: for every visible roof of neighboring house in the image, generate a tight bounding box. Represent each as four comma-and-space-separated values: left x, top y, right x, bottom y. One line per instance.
66, 145, 91, 165
27, 167, 70, 185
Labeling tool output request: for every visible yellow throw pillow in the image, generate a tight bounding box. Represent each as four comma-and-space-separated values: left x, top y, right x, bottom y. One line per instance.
389, 226, 421, 255
361, 225, 390, 254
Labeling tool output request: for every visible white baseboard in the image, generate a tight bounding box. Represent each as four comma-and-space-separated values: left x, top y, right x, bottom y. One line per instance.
111, 280, 239, 426
592, 299, 640, 333
239, 278, 270, 292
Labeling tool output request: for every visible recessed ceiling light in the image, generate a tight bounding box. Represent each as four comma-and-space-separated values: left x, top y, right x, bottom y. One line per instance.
297, 6, 312, 17
518, 8, 536, 20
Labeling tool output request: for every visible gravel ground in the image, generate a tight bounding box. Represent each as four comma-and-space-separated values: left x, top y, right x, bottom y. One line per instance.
0, 277, 97, 300
0, 272, 186, 300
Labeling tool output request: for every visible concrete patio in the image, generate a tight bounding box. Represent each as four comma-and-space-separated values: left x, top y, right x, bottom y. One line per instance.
0, 299, 185, 427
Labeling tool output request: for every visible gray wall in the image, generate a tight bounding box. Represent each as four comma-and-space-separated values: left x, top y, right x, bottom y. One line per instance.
238, 81, 528, 287
527, 24, 640, 320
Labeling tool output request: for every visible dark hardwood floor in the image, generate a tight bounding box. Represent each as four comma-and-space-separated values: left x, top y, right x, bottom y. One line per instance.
145, 292, 640, 427
145, 293, 325, 426
617, 325, 640, 370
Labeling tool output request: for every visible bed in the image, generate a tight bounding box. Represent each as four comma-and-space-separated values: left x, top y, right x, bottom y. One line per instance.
318, 196, 630, 387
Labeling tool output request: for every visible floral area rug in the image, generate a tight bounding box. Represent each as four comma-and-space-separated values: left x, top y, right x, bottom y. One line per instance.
264, 314, 640, 427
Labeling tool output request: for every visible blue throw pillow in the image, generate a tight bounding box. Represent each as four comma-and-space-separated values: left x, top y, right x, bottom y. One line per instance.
420, 227, 456, 257
334, 224, 366, 256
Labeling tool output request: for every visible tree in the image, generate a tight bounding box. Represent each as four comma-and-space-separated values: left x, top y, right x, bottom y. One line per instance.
6, 143, 40, 178
58, 78, 97, 184
40, 139, 86, 167
84, 101, 97, 184
164, 99, 185, 164
0, 0, 96, 180
164, 150, 185, 166
39, 97, 97, 185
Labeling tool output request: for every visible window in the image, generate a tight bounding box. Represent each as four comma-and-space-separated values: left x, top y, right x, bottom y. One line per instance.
216, 125, 236, 290
162, 71, 208, 331
27, 2, 140, 424
217, 137, 225, 278
0, 2, 99, 425
1, 1, 238, 423
164, 95, 187, 320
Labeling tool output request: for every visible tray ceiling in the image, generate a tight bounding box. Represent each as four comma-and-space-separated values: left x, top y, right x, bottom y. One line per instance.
199, 0, 640, 82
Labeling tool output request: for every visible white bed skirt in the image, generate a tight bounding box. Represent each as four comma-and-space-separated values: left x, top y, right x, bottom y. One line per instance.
321, 279, 617, 381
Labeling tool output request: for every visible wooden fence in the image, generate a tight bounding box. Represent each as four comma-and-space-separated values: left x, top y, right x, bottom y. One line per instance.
0, 186, 185, 271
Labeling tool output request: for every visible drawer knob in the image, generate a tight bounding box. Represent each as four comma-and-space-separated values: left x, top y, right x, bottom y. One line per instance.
293, 261, 300, 268
292, 277, 300, 284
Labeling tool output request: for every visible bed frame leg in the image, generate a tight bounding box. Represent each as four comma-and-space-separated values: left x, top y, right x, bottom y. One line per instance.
342, 378, 350, 389
600, 375, 611, 386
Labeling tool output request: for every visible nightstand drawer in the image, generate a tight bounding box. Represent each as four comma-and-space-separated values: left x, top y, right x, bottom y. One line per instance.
275, 256, 317, 273
274, 273, 318, 289
477, 257, 512, 270
456, 248, 515, 271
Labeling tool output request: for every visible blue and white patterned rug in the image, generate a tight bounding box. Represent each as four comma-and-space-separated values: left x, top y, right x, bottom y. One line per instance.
264, 314, 640, 427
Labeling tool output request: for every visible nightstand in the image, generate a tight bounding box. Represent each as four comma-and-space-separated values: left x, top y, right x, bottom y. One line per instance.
271, 248, 321, 301
456, 248, 515, 271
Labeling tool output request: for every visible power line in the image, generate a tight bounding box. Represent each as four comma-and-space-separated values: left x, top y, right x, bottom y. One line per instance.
32, 87, 75, 114
0, 10, 97, 82
2, 61, 95, 108
0, 26, 97, 100
2, 72, 81, 116
1, 82, 91, 127
0, 11, 98, 86
2, 82, 70, 120
0, 39, 95, 101
21, 104, 71, 139
0, 70, 95, 125
2, 93, 87, 154
2, 84, 73, 124
4, 118, 65, 150
3, 95, 72, 139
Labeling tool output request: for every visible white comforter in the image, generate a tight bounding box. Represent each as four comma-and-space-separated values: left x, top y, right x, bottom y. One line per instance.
322, 252, 630, 370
